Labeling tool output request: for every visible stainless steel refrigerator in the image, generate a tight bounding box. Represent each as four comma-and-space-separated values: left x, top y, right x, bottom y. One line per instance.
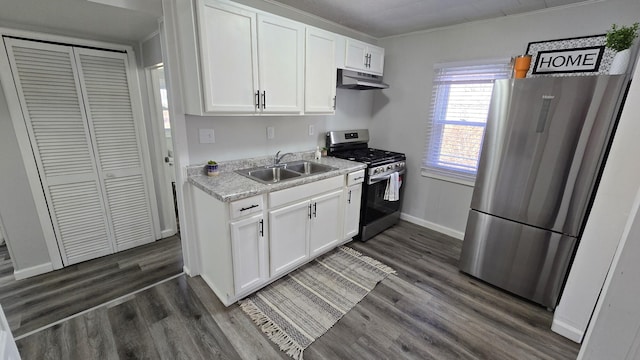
459, 75, 626, 309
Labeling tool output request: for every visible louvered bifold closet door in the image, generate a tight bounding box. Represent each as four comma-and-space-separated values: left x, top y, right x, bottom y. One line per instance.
4, 38, 114, 265
73, 48, 155, 252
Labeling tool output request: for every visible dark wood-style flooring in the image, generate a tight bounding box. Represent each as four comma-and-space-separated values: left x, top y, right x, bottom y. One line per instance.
15, 221, 579, 359
0, 236, 183, 338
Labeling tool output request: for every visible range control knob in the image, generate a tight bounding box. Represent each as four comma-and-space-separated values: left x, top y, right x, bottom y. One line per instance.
387, 165, 393, 170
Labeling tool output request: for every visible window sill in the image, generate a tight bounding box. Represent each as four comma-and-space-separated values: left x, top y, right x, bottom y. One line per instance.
420, 169, 475, 188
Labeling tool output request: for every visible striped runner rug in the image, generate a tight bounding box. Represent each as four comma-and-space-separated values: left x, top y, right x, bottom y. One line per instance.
239, 246, 396, 360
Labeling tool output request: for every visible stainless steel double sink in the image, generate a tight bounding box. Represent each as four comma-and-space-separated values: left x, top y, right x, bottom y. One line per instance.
236, 160, 337, 184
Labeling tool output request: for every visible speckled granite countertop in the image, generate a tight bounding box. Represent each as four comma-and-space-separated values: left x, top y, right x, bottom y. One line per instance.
188, 152, 366, 202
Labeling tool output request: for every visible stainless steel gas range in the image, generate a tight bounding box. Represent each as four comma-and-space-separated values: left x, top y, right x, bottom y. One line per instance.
326, 129, 406, 241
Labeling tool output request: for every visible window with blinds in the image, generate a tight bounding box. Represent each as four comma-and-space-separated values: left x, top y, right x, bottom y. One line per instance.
423, 60, 511, 184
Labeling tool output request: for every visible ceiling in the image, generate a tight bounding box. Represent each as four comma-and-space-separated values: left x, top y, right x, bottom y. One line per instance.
0, 0, 161, 43
269, 0, 592, 38
0, 0, 593, 42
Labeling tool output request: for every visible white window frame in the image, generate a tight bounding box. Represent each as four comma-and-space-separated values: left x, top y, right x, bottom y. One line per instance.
422, 58, 512, 186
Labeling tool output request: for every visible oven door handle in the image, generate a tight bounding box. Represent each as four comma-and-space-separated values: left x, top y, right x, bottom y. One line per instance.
368, 169, 405, 185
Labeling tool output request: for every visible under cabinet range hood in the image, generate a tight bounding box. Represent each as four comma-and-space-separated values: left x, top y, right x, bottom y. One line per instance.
337, 69, 389, 90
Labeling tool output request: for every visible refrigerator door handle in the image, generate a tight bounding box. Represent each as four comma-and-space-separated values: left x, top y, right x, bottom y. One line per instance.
536, 96, 554, 133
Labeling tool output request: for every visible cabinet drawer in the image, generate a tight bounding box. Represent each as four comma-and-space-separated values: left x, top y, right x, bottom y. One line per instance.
230, 195, 264, 220
269, 176, 343, 208
346, 169, 365, 186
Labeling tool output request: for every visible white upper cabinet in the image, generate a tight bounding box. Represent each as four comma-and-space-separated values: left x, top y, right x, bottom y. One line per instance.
305, 27, 337, 114
178, 0, 386, 116
257, 14, 304, 113
197, 0, 259, 114
181, 0, 304, 115
344, 38, 385, 75
367, 44, 385, 75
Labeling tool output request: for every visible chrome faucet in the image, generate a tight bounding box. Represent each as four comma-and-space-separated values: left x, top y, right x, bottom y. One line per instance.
274, 151, 294, 165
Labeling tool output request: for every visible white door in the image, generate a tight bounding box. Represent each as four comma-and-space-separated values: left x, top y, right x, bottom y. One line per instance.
344, 184, 362, 239
5, 38, 114, 265
257, 14, 304, 113
0, 305, 19, 360
149, 66, 178, 237
305, 27, 336, 114
269, 200, 309, 277
344, 38, 368, 72
198, 0, 259, 113
309, 190, 343, 256
74, 48, 156, 252
230, 213, 268, 296
367, 45, 385, 75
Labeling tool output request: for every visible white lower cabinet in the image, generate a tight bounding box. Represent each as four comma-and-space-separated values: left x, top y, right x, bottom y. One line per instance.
269, 200, 310, 277
309, 190, 343, 256
230, 213, 268, 296
344, 184, 363, 239
192, 171, 365, 306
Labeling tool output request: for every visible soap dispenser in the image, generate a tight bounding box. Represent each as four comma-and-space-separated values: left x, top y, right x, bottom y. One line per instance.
314, 146, 321, 160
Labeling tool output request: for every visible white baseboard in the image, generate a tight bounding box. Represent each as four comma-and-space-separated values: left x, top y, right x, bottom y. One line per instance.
400, 213, 465, 240
552, 318, 584, 343
13, 262, 53, 280
161, 229, 177, 238
183, 265, 192, 276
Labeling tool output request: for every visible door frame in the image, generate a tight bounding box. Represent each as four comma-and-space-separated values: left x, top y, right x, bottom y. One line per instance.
145, 64, 178, 238
0, 27, 161, 274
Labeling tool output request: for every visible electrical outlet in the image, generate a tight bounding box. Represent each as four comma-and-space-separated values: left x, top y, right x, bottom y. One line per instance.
267, 126, 275, 140
199, 128, 215, 144
308, 124, 315, 136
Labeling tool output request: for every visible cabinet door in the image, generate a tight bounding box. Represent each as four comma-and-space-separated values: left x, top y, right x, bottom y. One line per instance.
74, 48, 156, 252
367, 45, 385, 75
344, 38, 367, 71
4, 38, 114, 265
231, 214, 268, 296
198, 0, 259, 113
269, 200, 309, 277
310, 190, 343, 256
258, 14, 304, 113
305, 27, 336, 114
344, 184, 362, 239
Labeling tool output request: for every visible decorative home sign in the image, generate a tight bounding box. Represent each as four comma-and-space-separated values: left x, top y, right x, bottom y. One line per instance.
525, 34, 616, 77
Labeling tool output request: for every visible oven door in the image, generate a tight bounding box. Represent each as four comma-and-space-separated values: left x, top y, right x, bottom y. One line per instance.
363, 169, 405, 225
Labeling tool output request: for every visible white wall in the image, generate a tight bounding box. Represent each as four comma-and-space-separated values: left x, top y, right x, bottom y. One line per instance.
0, 82, 51, 270
370, 0, 640, 237
186, 88, 373, 164
578, 185, 640, 359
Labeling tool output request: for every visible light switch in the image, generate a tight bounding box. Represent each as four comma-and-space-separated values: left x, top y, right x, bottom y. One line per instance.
308, 124, 315, 136
199, 128, 215, 144
267, 126, 275, 140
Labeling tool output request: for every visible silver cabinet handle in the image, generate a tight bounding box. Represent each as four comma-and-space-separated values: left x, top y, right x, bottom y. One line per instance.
255, 91, 260, 109
333, 96, 336, 110
259, 219, 264, 237
348, 190, 352, 204
262, 91, 266, 109
313, 202, 317, 218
